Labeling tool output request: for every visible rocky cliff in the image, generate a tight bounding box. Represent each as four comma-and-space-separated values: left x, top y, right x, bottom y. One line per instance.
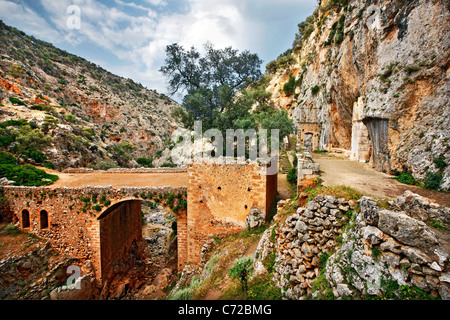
264, 0, 449, 191
0, 21, 180, 170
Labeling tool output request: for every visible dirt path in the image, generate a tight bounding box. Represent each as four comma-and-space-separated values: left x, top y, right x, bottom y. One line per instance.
277, 173, 294, 200
313, 153, 450, 207
49, 171, 188, 188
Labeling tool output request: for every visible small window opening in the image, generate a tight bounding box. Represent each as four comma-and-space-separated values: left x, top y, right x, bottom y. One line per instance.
22, 210, 30, 228
40, 210, 48, 229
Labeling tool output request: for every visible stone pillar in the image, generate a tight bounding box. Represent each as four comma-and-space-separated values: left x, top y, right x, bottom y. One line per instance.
350, 97, 370, 162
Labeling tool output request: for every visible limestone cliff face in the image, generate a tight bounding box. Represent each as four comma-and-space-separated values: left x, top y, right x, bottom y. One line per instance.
265, 0, 449, 190
0, 21, 180, 169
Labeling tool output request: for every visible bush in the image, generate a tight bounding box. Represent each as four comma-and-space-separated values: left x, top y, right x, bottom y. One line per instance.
23, 147, 46, 163
433, 156, 446, 170
423, 172, 442, 190
136, 157, 153, 168
43, 161, 55, 170
0, 163, 58, 186
65, 113, 77, 123
9, 97, 26, 106
395, 173, 416, 185
247, 273, 282, 300
228, 256, 254, 292
30, 105, 52, 112
311, 85, 320, 95
0, 151, 15, 165
282, 76, 298, 96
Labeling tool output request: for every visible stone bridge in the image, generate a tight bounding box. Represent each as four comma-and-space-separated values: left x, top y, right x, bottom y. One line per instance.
0, 161, 278, 285
1, 184, 188, 283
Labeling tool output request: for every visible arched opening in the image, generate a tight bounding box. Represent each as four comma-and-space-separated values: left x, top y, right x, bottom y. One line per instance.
40, 210, 48, 229
97, 200, 143, 281
22, 209, 30, 228
94, 194, 188, 287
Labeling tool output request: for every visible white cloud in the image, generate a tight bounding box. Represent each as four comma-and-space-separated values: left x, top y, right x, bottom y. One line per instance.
0, 0, 62, 42
0, 0, 316, 95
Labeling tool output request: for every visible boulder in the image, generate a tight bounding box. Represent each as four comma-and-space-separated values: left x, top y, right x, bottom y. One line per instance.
377, 209, 439, 249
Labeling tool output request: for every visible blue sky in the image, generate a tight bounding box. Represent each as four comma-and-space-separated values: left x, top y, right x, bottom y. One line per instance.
0, 0, 317, 97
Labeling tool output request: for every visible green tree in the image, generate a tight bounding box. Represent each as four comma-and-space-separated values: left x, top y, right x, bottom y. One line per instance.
111, 142, 136, 167
228, 256, 254, 293
160, 42, 263, 131
13, 125, 52, 163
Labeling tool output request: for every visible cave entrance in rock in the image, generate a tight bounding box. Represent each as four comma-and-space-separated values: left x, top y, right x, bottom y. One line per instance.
97, 200, 143, 281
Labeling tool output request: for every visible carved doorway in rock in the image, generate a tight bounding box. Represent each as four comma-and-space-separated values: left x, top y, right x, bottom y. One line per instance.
304, 133, 313, 152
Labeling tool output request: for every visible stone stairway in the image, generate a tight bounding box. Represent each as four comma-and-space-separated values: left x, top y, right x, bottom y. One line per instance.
279, 152, 292, 174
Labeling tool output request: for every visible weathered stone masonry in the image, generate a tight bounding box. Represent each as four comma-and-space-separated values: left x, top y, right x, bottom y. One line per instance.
1, 161, 278, 285
187, 161, 278, 266
0, 185, 188, 283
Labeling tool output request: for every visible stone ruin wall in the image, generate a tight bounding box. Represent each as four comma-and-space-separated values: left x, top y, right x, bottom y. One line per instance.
297, 152, 320, 193
0, 185, 188, 283
187, 161, 277, 266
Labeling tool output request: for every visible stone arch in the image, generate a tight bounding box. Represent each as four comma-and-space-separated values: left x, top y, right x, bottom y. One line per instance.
94, 195, 188, 282
96, 200, 143, 281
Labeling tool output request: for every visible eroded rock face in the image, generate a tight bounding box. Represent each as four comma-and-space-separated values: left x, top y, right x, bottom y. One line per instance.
265, 0, 449, 190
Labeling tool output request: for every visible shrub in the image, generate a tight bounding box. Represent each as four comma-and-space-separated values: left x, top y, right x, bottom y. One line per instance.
30, 105, 52, 112
168, 277, 200, 300
42, 161, 55, 170
228, 255, 254, 293
136, 157, 153, 168
266, 52, 296, 74
23, 147, 46, 163
433, 156, 446, 169
88, 158, 118, 170
9, 97, 26, 106
395, 173, 416, 185
423, 172, 442, 190
311, 85, 320, 95
65, 113, 77, 123
282, 76, 298, 96
0, 151, 15, 165
287, 166, 297, 185
0, 164, 58, 186
247, 273, 282, 300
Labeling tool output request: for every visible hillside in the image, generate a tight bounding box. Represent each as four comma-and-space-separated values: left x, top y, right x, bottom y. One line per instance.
0, 20, 180, 170
263, 0, 449, 191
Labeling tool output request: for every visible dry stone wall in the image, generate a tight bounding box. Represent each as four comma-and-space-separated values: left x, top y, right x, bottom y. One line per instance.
271, 195, 355, 298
